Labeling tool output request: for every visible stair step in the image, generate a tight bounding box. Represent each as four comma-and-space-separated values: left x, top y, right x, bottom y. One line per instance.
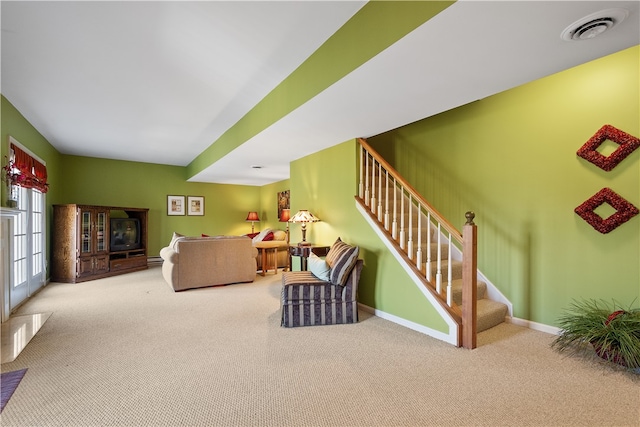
450, 279, 487, 305
477, 299, 508, 332
425, 260, 462, 280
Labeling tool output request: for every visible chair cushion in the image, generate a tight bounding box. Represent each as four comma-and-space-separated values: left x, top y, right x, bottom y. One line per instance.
308, 253, 331, 281
325, 238, 359, 286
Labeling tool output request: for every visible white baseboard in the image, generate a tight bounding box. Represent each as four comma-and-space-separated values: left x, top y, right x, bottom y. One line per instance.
147, 256, 163, 266
506, 316, 560, 335
359, 303, 457, 345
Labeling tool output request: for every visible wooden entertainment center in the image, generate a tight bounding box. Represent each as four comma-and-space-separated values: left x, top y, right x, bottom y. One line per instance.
52, 204, 149, 283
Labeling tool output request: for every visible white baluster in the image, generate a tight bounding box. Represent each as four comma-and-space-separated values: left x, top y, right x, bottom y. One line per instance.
364, 153, 370, 207
392, 178, 398, 240
377, 163, 383, 222
399, 188, 405, 250
370, 160, 376, 214
408, 195, 413, 259
358, 144, 364, 199
447, 234, 452, 306
436, 223, 442, 294
384, 170, 389, 230
415, 204, 422, 271
426, 211, 432, 282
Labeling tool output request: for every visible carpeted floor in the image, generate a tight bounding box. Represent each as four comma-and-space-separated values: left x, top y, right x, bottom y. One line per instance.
1, 266, 639, 426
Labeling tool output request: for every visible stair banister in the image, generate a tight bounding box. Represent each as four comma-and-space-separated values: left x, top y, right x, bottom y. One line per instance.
358, 138, 462, 241
462, 212, 478, 349
357, 137, 479, 348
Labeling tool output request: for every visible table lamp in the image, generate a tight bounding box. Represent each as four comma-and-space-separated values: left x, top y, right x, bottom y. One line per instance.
245, 211, 260, 233
289, 210, 319, 246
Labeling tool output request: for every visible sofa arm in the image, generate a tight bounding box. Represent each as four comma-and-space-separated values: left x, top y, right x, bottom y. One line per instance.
160, 246, 178, 263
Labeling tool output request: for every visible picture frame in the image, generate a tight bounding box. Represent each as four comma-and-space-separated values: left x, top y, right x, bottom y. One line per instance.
167, 195, 185, 216
187, 196, 205, 216
278, 190, 290, 220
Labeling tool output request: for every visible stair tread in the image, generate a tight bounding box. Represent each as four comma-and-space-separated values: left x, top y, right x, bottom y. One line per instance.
477, 299, 508, 332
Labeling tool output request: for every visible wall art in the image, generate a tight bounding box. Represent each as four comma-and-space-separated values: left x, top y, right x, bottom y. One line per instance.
187, 196, 205, 216
278, 190, 290, 220
167, 195, 185, 216
576, 124, 640, 171
574, 187, 639, 234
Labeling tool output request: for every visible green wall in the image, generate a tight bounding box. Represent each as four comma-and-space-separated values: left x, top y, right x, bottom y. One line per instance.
1, 96, 64, 271
257, 179, 290, 232
368, 46, 640, 326
290, 140, 448, 333
57, 155, 264, 255
1, 96, 63, 206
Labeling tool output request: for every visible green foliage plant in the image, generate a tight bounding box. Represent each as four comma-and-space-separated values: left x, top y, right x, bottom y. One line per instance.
552, 299, 640, 371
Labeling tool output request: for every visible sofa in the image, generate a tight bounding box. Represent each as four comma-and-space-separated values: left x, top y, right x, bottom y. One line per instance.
160, 234, 258, 291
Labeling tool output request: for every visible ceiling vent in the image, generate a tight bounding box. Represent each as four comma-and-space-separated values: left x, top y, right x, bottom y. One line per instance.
561, 8, 629, 41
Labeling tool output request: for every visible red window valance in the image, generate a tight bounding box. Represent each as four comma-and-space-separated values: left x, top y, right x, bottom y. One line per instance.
10, 143, 49, 193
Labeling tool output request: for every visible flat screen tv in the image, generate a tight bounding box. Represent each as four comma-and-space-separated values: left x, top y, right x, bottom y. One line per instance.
110, 218, 141, 252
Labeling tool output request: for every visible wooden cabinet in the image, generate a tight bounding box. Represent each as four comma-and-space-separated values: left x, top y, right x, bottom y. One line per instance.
77, 206, 109, 279
52, 204, 148, 283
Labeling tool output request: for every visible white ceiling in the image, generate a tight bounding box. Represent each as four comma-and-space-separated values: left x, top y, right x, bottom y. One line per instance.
2, 1, 639, 186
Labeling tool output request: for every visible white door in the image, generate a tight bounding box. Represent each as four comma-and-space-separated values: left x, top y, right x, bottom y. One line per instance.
10, 186, 45, 311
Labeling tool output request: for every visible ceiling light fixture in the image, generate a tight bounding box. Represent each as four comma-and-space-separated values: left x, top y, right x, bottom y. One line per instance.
561, 8, 629, 41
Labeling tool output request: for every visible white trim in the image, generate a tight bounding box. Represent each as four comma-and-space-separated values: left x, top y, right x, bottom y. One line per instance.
359, 303, 457, 345
356, 201, 459, 346
506, 316, 560, 335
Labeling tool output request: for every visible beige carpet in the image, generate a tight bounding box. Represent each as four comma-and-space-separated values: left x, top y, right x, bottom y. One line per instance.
1, 266, 638, 427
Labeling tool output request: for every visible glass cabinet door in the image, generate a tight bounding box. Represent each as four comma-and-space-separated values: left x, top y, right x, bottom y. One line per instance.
81, 210, 91, 253
96, 212, 106, 252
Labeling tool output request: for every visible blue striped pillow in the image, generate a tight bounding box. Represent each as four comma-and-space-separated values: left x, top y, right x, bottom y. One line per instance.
325, 238, 359, 286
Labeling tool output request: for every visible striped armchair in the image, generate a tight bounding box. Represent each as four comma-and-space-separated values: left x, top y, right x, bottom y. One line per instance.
281, 259, 363, 327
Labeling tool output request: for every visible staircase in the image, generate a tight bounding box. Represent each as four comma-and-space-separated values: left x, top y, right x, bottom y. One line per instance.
356, 138, 509, 347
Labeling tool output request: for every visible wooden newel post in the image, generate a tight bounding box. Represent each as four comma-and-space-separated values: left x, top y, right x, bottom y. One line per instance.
462, 211, 477, 349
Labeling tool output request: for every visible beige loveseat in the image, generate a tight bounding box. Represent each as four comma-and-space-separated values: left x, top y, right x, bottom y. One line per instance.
160, 235, 258, 291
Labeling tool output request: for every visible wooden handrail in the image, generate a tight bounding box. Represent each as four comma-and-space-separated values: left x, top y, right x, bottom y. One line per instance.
357, 138, 478, 348
358, 138, 462, 242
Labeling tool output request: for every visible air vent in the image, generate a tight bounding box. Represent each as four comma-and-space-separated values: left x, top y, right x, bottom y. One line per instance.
561, 8, 629, 41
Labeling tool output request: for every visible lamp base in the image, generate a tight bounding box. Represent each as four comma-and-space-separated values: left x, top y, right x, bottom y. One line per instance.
297, 241, 312, 247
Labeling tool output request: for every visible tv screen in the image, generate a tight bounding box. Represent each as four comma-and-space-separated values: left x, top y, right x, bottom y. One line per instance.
110, 218, 141, 251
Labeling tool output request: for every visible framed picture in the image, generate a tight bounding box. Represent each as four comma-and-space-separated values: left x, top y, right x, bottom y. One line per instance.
278, 190, 290, 220
188, 196, 205, 216
167, 195, 185, 216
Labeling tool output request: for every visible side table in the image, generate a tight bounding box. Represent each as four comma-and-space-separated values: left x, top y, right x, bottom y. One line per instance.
288, 244, 330, 271
254, 241, 283, 276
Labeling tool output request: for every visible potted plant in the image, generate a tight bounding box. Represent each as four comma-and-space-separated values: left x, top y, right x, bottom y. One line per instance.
552, 299, 640, 373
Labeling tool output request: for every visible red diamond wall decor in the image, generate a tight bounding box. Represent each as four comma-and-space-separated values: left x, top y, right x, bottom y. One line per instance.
576, 124, 640, 171
575, 187, 639, 234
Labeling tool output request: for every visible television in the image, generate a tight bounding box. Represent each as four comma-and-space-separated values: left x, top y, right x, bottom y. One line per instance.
110, 218, 141, 252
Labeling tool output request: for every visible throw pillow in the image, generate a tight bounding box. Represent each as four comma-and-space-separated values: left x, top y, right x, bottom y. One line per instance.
262, 231, 274, 241
308, 253, 331, 281
273, 230, 286, 241
201, 234, 210, 237
252, 228, 272, 243
325, 237, 359, 286
169, 232, 183, 247
245, 232, 259, 239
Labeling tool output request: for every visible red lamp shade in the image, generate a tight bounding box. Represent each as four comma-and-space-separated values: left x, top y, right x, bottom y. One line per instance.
279, 209, 290, 222
246, 212, 260, 222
